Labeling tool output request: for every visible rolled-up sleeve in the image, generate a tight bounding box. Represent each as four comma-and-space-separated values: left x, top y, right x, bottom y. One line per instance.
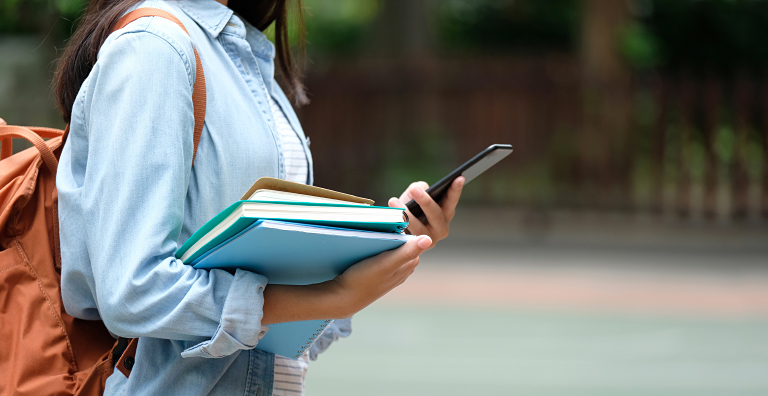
65, 26, 266, 358
181, 269, 267, 358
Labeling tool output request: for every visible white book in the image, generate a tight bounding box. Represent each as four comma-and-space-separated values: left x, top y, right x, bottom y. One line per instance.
247, 189, 369, 206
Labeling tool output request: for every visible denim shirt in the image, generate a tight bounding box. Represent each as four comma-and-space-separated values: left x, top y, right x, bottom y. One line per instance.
57, 1, 349, 394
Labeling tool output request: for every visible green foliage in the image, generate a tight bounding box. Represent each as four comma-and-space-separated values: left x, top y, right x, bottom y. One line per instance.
689, 139, 706, 181
436, 0, 581, 54
619, 22, 660, 70
746, 138, 764, 179
377, 127, 456, 201
0, 0, 84, 33
53, 0, 85, 16
714, 125, 735, 164
644, 0, 768, 74
5, 0, 768, 76
303, 0, 378, 56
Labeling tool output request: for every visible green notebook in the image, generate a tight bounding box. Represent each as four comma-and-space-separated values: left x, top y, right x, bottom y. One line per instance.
176, 200, 408, 264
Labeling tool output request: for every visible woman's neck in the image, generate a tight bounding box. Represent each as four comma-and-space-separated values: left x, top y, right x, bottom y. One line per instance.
216, 0, 228, 7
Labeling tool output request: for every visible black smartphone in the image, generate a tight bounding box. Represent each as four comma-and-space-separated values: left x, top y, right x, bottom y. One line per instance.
404, 144, 513, 222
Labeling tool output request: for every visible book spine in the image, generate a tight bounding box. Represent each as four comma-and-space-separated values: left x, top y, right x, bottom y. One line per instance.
293, 319, 333, 358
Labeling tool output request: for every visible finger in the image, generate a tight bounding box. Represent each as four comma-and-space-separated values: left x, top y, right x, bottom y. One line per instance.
399, 181, 430, 202
398, 191, 413, 204
392, 256, 419, 278
389, 197, 428, 236
405, 216, 428, 237
440, 176, 465, 221
410, 184, 448, 231
388, 196, 404, 209
397, 236, 431, 263
404, 256, 420, 274
394, 264, 418, 287
398, 256, 420, 273
377, 236, 429, 273
383, 238, 427, 275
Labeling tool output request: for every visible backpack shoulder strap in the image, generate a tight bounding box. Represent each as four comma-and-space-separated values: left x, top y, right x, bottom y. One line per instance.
111, 7, 206, 164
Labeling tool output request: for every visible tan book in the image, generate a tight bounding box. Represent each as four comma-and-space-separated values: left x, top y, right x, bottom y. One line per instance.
241, 177, 374, 205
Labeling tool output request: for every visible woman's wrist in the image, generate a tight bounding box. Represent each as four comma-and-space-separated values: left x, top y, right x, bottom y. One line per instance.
298, 279, 355, 319
319, 278, 360, 319
260, 281, 353, 326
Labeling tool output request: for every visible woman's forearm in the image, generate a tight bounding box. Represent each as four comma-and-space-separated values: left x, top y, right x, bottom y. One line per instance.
261, 281, 345, 325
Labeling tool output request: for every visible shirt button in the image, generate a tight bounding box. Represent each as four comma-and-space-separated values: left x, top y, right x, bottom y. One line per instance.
124, 356, 135, 370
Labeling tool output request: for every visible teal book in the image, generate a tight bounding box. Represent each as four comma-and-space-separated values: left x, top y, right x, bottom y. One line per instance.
190, 220, 413, 358
176, 200, 408, 264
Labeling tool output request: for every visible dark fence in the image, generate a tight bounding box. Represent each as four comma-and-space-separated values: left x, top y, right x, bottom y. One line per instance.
644, 75, 768, 220
301, 57, 768, 220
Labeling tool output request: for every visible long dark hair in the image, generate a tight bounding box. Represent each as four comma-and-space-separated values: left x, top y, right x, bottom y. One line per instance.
54, 0, 307, 123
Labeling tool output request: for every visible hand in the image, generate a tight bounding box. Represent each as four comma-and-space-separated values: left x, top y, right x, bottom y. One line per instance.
261, 236, 431, 324
327, 235, 432, 318
388, 176, 464, 249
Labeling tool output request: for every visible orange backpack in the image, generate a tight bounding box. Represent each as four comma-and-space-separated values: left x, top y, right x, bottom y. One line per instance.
0, 8, 205, 395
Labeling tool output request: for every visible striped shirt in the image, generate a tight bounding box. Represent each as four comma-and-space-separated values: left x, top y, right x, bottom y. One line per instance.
269, 96, 308, 184
273, 353, 310, 395
267, 95, 310, 395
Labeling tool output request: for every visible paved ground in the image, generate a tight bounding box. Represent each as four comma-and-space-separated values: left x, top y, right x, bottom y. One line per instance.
305, 209, 768, 395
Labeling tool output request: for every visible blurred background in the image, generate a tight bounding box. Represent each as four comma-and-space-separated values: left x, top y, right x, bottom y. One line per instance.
3, 0, 768, 394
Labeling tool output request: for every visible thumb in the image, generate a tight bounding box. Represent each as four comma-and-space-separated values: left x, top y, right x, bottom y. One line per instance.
397, 236, 432, 262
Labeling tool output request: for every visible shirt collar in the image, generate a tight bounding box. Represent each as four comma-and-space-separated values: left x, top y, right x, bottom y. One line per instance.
176, 0, 234, 38
243, 22, 276, 60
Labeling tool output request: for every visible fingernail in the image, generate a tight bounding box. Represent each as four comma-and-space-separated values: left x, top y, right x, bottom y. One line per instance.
417, 236, 432, 249
411, 187, 423, 198
457, 177, 465, 187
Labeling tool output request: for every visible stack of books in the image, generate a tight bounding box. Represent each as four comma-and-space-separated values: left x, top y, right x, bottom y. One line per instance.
176, 178, 412, 358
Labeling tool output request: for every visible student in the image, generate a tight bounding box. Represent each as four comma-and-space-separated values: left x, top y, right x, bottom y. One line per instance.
54, 0, 464, 395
